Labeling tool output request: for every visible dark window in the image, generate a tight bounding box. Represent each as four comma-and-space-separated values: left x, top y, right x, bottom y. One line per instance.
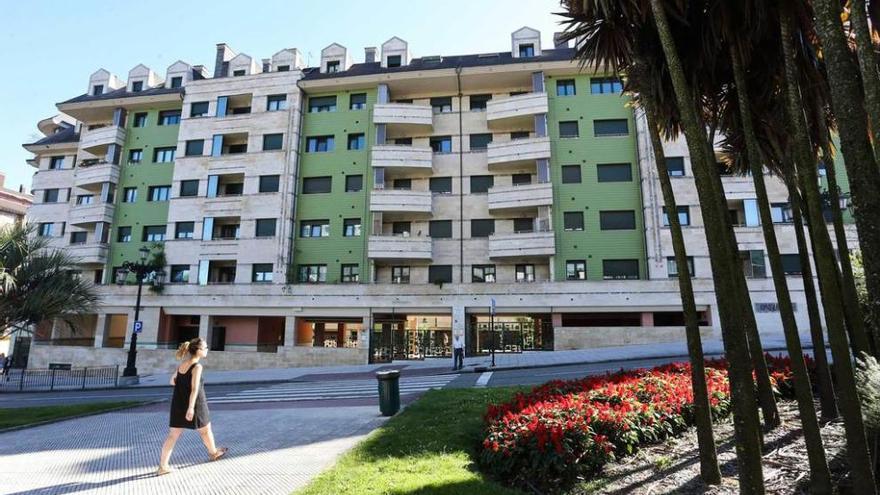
518, 44, 535, 57
666, 157, 686, 176
131, 81, 144, 92
180, 180, 199, 197
255, 218, 277, 237
512, 173, 531, 185
392, 222, 411, 235
472, 265, 496, 283
185, 140, 204, 156
469, 133, 493, 150
600, 210, 636, 230
470, 94, 492, 110
387, 55, 402, 68
70, 231, 87, 244
49, 156, 64, 170
92, 84, 103, 96
663, 206, 691, 226
75, 194, 93, 205
392, 266, 410, 284
43, 189, 59, 203
590, 77, 623, 94
36, 223, 52, 237
556, 79, 576, 96
158, 110, 181, 125
277, 65, 290, 72
603, 259, 640, 280
123, 187, 137, 203
341, 264, 359, 283
781, 254, 802, 275
430, 177, 452, 194
510, 131, 530, 140
133, 112, 147, 127
266, 94, 287, 111
392, 178, 411, 190
471, 219, 495, 237
233, 69, 246, 76
667, 257, 695, 278
170, 76, 183, 89
170, 265, 190, 283
564, 212, 584, 231
154, 147, 176, 163
128, 149, 143, 164
771, 203, 794, 224
259, 175, 280, 193
252, 264, 273, 283
117, 226, 131, 242
594, 119, 629, 137
345, 175, 363, 192
148, 186, 171, 201
306, 135, 335, 152
559, 121, 579, 138
431, 97, 452, 113
300, 220, 330, 238
347, 133, 365, 150
394, 137, 412, 145
190, 101, 209, 117
566, 260, 587, 280
429, 265, 453, 284
740, 250, 767, 278
430, 136, 452, 153
298, 265, 327, 283
516, 264, 535, 282
142, 225, 166, 242
175, 222, 194, 239
326, 61, 340, 73
303, 176, 332, 194
429, 220, 452, 238
263, 133, 283, 151
350, 93, 367, 110
597, 163, 632, 182
309, 96, 337, 112
561, 165, 581, 184
514, 218, 534, 233
470, 175, 493, 193
343, 218, 362, 237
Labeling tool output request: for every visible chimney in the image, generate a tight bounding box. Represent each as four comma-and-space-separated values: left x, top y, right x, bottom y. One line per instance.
192, 65, 208, 80
365, 47, 377, 63
214, 43, 237, 78
553, 32, 568, 49
262, 58, 271, 73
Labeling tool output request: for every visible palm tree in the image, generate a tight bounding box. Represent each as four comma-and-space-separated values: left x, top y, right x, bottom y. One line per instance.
846, 0, 880, 165
0, 223, 99, 340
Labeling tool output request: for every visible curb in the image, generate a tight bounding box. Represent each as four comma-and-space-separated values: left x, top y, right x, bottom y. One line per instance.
0, 399, 163, 434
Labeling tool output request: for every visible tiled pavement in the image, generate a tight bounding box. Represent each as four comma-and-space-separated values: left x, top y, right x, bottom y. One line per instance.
0, 403, 387, 495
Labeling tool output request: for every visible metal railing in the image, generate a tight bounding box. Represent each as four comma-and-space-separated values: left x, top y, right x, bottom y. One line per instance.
0, 365, 119, 392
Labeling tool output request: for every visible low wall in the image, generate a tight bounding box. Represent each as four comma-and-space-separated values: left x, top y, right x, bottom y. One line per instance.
553, 326, 714, 351
27, 345, 369, 376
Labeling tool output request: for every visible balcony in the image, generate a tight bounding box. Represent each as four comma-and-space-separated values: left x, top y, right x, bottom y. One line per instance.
74, 162, 120, 188
368, 236, 432, 261
373, 103, 433, 134
66, 243, 109, 264
486, 92, 548, 129
69, 203, 115, 226
370, 189, 432, 215
489, 230, 555, 259
487, 137, 551, 169
79, 125, 126, 155
487, 182, 553, 212
371, 145, 433, 173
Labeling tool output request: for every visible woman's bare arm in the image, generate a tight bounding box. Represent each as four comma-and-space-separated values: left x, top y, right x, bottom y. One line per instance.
186, 364, 202, 419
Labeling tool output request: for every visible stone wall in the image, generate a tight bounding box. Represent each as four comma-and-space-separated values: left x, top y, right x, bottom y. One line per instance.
553, 326, 714, 351
27, 344, 368, 376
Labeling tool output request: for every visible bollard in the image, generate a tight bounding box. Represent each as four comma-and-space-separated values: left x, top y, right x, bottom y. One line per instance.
376, 370, 401, 416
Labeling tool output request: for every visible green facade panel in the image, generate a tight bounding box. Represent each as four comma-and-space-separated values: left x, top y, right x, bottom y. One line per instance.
545, 73, 646, 281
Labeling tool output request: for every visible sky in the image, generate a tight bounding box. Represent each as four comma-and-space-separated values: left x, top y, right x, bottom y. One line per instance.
0, 0, 565, 192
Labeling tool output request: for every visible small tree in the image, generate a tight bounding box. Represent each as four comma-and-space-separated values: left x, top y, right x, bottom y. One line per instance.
0, 223, 99, 338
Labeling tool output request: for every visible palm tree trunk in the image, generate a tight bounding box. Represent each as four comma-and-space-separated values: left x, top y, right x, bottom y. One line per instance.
640, 85, 721, 484
848, 0, 880, 165
650, 1, 765, 492
780, 11, 877, 494
812, 0, 880, 353
729, 46, 831, 492
786, 173, 838, 420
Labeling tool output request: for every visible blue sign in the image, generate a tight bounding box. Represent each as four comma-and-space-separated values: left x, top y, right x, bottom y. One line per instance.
133, 321, 143, 334
490, 298, 496, 316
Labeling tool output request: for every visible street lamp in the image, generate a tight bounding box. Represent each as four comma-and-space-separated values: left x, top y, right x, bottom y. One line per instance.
116, 246, 166, 380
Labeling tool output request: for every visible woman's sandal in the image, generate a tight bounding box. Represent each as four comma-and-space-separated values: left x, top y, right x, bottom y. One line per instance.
156, 466, 173, 476
209, 447, 228, 461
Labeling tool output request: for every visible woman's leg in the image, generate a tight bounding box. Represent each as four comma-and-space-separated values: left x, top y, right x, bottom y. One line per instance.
158, 428, 183, 469
197, 423, 218, 455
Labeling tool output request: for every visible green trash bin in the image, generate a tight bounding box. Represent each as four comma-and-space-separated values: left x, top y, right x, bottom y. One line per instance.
377, 370, 401, 416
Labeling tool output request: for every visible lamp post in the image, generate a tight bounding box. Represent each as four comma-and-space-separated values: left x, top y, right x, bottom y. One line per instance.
116, 246, 165, 380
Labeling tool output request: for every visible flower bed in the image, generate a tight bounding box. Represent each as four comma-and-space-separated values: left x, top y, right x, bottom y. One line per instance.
478, 355, 798, 491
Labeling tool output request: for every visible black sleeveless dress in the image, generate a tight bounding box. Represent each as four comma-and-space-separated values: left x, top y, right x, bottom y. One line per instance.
169, 363, 210, 429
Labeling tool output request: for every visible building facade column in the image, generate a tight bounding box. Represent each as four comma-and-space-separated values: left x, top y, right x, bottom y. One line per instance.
93, 314, 108, 348
283, 316, 296, 348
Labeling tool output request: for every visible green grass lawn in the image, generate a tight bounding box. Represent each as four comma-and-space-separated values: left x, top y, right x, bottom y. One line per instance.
296, 387, 527, 495
0, 402, 143, 429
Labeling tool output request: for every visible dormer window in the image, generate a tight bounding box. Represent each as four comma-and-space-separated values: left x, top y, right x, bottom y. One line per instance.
170, 77, 183, 88
233, 69, 246, 76
326, 61, 340, 73
387, 55, 402, 68
277, 65, 290, 72
92, 84, 104, 96
519, 44, 535, 58
131, 81, 143, 92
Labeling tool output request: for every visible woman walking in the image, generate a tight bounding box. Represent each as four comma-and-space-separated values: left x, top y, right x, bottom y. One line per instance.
157, 337, 227, 475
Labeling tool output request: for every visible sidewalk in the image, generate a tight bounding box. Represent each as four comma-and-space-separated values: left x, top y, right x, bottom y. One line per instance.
134, 334, 808, 388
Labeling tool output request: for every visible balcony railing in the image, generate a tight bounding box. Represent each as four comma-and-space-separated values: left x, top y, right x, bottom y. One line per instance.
488, 229, 555, 259
371, 145, 433, 172
74, 162, 120, 188
368, 235, 433, 261
373, 103, 433, 133
486, 92, 548, 128
487, 137, 551, 169
370, 189, 432, 214
79, 125, 126, 155
69, 203, 115, 226
66, 243, 110, 264
487, 182, 553, 212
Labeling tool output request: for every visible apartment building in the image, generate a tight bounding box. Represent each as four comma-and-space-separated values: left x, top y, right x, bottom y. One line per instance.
0, 172, 32, 227
18, 27, 856, 375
